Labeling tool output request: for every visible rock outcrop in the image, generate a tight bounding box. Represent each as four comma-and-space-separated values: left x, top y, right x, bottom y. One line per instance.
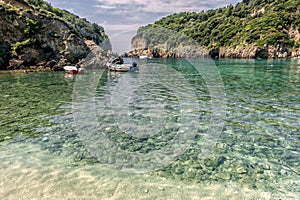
129, 26, 210, 58
127, 46, 210, 59
217, 43, 294, 59
0, 0, 111, 70
78, 40, 116, 68
130, 33, 300, 59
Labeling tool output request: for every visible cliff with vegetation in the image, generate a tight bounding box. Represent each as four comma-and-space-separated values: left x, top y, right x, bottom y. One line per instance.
0, 0, 112, 70
130, 0, 300, 59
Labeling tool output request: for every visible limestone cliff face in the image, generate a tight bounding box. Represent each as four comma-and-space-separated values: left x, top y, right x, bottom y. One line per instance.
128, 45, 209, 59
217, 43, 295, 59
131, 37, 147, 51
289, 27, 300, 57
129, 27, 210, 58
217, 33, 300, 59
130, 30, 300, 59
0, 0, 111, 70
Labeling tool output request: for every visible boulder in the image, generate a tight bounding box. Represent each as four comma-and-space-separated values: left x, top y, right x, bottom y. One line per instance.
8, 59, 24, 69
19, 48, 39, 65
209, 48, 220, 59
255, 48, 268, 59
78, 40, 116, 68
46, 60, 58, 68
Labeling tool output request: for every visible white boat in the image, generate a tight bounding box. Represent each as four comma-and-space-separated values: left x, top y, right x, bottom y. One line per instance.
106, 57, 138, 72
63, 65, 84, 74
139, 55, 151, 59
293, 56, 300, 60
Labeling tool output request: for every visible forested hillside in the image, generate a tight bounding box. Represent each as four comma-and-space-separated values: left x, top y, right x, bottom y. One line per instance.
0, 0, 111, 70
131, 0, 300, 59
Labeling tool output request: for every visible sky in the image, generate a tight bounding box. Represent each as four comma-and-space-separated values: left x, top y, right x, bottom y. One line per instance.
46, 0, 240, 54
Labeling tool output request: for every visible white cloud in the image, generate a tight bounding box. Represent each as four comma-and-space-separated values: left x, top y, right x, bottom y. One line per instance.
47, 0, 240, 53
93, 0, 206, 53
94, 0, 234, 13
96, 0, 131, 4
100, 21, 141, 32
95, 5, 116, 9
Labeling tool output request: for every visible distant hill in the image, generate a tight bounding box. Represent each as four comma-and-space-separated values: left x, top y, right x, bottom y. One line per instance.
130, 0, 300, 59
0, 0, 111, 70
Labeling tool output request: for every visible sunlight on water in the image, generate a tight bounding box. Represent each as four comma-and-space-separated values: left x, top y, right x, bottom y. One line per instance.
0, 59, 299, 199
1, 143, 296, 199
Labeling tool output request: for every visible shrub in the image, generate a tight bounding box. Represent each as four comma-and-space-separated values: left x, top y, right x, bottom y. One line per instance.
24, 17, 42, 35
11, 39, 31, 56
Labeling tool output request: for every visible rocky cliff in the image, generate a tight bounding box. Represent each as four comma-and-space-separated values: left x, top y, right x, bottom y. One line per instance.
130, 0, 300, 59
0, 0, 112, 70
130, 27, 300, 60
129, 26, 210, 58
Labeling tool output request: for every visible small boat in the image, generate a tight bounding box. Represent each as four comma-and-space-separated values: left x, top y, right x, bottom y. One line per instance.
107, 57, 138, 72
139, 55, 151, 59
63, 65, 84, 74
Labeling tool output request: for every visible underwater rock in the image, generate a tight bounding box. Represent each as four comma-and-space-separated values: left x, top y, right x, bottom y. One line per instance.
174, 167, 184, 175
236, 166, 248, 174
41, 137, 49, 142
215, 172, 231, 180
262, 163, 271, 170
204, 156, 226, 168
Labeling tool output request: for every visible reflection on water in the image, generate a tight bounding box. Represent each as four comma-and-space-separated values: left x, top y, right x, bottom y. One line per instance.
0, 59, 299, 199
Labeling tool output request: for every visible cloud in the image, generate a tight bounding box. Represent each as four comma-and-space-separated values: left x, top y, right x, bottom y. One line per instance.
99, 21, 141, 32
95, 0, 237, 14
95, 5, 116, 10
46, 0, 240, 53
48, 0, 240, 32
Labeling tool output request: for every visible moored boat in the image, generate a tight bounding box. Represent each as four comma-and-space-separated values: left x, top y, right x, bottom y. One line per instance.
293, 56, 300, 60
106, 57, 138, 72
139, 55, 151, 59
63, 65, 84, 74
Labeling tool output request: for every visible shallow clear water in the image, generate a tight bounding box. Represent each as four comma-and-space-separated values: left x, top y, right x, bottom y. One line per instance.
0, 59, 299, 199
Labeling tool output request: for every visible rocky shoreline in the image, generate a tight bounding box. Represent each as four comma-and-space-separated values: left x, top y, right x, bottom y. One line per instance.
127, 43, 299, 59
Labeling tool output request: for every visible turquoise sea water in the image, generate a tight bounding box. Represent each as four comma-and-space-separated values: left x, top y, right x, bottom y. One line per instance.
0, 59, 299, 199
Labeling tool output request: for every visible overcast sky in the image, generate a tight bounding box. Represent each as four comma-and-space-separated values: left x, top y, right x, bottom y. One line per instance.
46, 0, 240, 54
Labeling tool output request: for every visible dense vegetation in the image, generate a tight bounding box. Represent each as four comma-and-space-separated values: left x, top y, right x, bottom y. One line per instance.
134, 0, 300, 50
0, 0, 110, 69
19, 0, 108, 40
